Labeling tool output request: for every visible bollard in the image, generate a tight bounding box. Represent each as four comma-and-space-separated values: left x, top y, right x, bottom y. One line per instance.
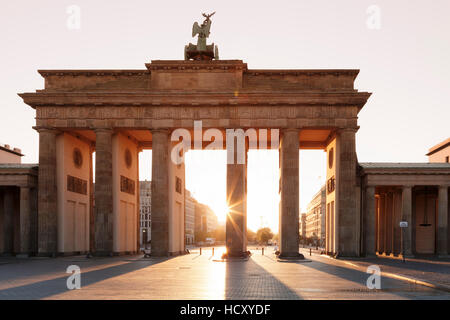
262, 247, 264, 255
310, 248, 312, 256
200, 247, 202, 255
212, 248, 214, 256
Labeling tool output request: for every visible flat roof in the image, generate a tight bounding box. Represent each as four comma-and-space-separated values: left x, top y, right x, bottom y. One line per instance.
0, 163, 38, 169
0, 145, 23, 156
426, 138, 450, 156
360, 162, 450, 169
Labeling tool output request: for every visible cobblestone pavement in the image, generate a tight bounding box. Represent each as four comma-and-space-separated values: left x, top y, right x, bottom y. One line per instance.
0, 246, 449, 300
306, 250, 450, 289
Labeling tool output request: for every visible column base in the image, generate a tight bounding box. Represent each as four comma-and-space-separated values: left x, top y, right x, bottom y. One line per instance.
92, 251, 114, 257
438, 254, 450, 259
222, 251, 251, 259
36, 252, 57, 258
15, 253, 30, 259
278, 252, 305, 260
168, 251, 187, 257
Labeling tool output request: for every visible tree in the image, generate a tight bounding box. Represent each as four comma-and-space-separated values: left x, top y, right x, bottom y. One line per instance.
256, 227, 274, 245
247, 229, 257, 243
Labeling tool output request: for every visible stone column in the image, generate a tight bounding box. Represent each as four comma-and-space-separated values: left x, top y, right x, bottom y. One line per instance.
37, 128, 58, 256
226, 131, 247, 257
136, 148, 141, 253
19, 187, 31, 255
364, 186, 376, 256
377, 193, 385, 254
0, 190, 4, 253
401, 186, 413, 256
3, 188, 15, 254
94, 128, 114, 255
89, 146, 95, 253
437, 185, 449, 256
151, 129, 170, 256
279, 128, 303, 259
385, 192, 393, 255
336, 128, 358, 256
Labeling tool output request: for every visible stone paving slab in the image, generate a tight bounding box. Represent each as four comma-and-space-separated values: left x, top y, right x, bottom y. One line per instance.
0, 247, 449, 300
307, 250, 450, 291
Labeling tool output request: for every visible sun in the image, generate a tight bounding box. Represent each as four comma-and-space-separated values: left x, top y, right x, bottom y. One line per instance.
212, 202, 229, 223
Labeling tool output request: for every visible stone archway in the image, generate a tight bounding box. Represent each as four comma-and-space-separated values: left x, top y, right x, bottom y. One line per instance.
20, 59, 370, 257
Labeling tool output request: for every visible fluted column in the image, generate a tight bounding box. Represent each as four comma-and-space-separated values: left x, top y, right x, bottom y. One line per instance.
89, 146, 95, 253
364, 186, 376, 256
94, 128, 114, 255
437, 185, 449, 256
377, 193, 385, 253
151, 129, 170, 256
385, 192, 393, 255
226, 131, 247, 257
336, 128, 358, 256
401, 186, 413, 256
37, 128, 58, 256
19, 187, 31, 255
279, 128, 303, 259
3, 188, 15, 254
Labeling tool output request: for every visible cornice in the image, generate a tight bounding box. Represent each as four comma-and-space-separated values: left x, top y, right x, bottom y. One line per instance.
146, 60, 247, 72
246, 69, 360, 78
19, 92, 371, 108
38, 70, 149, 77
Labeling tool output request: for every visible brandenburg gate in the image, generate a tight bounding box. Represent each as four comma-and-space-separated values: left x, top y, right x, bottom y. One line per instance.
19, 58, 370, 258
19, 14, 370, 258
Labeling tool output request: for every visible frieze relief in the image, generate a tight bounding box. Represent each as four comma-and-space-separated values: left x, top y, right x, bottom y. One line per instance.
35, 105, 359, 128
67, 175, 88, 195
120, 175, 135, 195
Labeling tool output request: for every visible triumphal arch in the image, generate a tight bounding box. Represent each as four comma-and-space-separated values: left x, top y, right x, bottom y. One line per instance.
19, 14, 370, 258
19, 59, 370, 257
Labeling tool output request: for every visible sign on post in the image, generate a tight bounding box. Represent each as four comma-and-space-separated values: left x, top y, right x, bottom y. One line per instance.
399, 221, 408, 228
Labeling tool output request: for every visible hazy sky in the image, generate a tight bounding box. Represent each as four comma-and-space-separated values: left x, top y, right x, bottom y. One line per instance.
1, 1, 449, 232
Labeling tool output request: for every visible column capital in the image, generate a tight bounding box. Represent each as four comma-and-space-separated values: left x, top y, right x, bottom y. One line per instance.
281, 128, 300, 133
439, 184, 450, 190
94, 127, 113, 134
336, 126, 359, 134
150, 128, 170, 135
34, 126, 60, 134
402, 184, 414, 190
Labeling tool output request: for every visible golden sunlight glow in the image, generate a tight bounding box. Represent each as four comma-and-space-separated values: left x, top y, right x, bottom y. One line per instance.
211, 202, 229, 222
140, 148, 326, 233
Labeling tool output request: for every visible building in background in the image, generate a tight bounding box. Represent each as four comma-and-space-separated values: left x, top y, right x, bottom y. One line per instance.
137, 181, 218, 247
305, 185, 326, 246
427, 138, 450, 163
195, 202, 218, 235
0, 144, 23, 164
139, 181, 151, 248
0, 144, 38, 257
300, 213, 306, 240
185, 190, 196, 244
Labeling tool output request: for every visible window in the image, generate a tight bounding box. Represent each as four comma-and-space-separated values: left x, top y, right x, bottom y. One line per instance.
446, 156, 449, 163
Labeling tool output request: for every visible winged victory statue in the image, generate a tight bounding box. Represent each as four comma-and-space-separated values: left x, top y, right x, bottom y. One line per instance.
184, 12, 219, 60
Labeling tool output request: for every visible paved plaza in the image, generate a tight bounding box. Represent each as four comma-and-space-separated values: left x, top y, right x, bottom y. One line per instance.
0, 246, 449, 300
